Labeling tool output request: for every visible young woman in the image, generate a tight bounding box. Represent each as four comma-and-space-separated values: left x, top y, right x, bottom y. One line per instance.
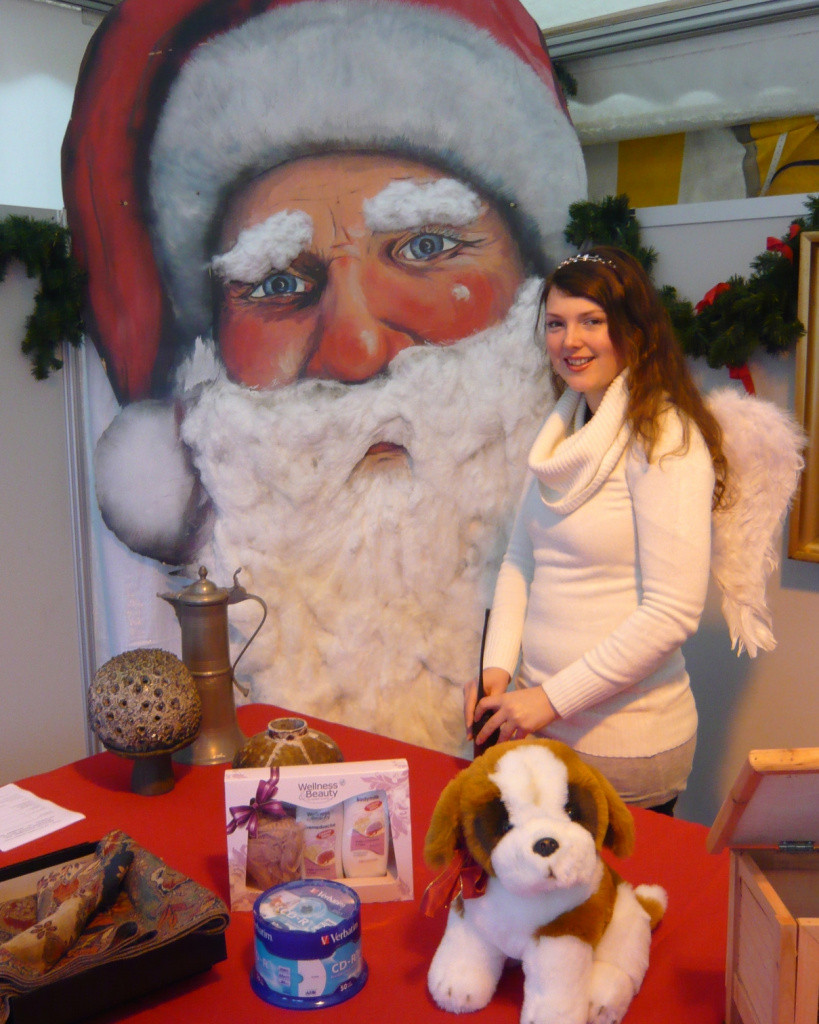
466, 246, 728, 812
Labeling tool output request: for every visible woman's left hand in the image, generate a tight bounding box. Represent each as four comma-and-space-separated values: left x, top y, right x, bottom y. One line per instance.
473, 686, 558, 747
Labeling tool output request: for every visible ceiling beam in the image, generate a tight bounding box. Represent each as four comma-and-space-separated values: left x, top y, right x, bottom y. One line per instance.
33, 0, 819, 55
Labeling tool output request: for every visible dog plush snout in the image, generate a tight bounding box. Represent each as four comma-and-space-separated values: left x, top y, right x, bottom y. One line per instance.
533, 837, 559, 858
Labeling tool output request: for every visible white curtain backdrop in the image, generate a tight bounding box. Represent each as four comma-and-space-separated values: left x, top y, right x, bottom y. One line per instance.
80, 344, 183, 672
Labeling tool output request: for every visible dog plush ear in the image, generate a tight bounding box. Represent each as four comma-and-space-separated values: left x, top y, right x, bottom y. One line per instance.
543, 740, 636, 858
423, 773, 467, 870
586, 763, 635, 858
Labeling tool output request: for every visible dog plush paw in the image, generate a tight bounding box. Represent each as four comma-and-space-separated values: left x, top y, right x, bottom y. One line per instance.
522, 994, 588, 1024
427, 914, 505, 1014
428, 957, 497, 1014
587, 961, 636, 1024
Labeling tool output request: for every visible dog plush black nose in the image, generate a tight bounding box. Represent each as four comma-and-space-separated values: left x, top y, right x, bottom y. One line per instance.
532, 837, 559, 858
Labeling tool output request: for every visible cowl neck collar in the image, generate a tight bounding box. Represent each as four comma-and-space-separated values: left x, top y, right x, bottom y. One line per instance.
529, 372, 630, 514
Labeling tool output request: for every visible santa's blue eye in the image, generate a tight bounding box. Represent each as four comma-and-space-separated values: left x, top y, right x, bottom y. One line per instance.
249, 272, 309, 299
398, 232, 460, 262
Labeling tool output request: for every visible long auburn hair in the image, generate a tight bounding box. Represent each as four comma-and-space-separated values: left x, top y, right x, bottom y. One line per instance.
543, 245, 728, 508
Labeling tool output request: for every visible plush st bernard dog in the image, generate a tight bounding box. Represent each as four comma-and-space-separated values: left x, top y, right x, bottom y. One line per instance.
422, 738, 666, 1024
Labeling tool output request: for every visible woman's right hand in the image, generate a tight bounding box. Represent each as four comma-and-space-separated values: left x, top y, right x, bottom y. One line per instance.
464, 668, 511, 739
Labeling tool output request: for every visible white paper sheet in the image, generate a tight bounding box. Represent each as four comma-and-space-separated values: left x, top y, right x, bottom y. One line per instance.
0, 784, 85, 852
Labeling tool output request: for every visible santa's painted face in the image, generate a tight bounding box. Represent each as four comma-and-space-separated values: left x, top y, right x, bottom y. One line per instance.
212, 153, 526, 388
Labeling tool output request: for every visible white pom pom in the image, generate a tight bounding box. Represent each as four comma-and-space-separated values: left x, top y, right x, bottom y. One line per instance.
94, 400, 210, 564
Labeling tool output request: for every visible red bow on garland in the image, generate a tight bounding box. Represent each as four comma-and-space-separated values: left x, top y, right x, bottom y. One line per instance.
694, 281, 731, 313
766, 222, 801, 263
420, 846, 489, 918
694, 282, 756, 395
728, 364, 756, 395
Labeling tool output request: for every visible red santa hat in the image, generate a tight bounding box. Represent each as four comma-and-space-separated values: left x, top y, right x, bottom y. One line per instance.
63, 0, 584, 403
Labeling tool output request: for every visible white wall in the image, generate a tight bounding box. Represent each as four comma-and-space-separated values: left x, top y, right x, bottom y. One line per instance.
1, 0, 818, 823
637, 194, 819, 823
0, 207, 88, 783
0, 1, 96, 784
0, 0, 98, 208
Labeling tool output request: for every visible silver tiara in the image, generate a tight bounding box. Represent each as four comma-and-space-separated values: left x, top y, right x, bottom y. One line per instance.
556, 253, 616, 269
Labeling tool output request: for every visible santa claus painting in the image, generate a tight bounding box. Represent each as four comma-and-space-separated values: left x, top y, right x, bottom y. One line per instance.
63, 0, 586, 754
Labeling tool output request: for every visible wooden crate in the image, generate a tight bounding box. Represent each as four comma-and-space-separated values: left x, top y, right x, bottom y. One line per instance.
707, 749, 819, 1024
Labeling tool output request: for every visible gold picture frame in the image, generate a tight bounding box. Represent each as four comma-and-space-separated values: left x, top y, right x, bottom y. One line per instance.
788, 230, 819, 561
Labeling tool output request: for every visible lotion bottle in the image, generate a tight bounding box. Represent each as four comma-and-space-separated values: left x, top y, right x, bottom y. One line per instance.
341, 790, 389, 877
296, 802, 344, 879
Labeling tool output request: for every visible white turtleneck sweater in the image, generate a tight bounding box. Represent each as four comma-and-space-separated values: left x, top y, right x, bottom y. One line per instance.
483, 373, 714, 759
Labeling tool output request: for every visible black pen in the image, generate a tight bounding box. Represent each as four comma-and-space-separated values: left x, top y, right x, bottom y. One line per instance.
472, 608, 500, 757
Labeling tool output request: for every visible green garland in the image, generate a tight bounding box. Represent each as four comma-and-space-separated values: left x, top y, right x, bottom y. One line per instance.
0, 215, 85, 380
1, 194, 816, 382
565, 193, 819, 369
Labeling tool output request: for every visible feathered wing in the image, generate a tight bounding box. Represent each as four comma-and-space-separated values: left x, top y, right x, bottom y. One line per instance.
707, 388, 805, 657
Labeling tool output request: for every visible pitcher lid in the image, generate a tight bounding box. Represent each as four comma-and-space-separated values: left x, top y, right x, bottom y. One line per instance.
160, 566, 229, 605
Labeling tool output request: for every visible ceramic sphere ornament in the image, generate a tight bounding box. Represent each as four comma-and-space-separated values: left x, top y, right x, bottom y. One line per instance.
233, 717, 343, 768
88, 648, 202, 795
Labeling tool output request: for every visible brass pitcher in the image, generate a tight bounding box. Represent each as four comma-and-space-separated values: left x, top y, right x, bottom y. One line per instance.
159, 566, 267, 765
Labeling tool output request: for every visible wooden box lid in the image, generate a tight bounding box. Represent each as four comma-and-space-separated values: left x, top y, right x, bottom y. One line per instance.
707, 748, 819, 854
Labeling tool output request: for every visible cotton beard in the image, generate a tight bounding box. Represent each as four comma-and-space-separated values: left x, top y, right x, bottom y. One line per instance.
178, 279, 550, 754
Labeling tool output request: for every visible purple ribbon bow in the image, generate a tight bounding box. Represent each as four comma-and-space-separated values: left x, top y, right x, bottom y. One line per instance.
227, 767, 287, 837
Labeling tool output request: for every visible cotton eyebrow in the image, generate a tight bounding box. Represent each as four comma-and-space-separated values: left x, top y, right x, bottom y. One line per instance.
211, 210, 313, 282
363, 177, 483, 233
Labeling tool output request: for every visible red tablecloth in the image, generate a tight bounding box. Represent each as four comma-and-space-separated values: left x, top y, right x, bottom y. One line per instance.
1, 705, 729, 1023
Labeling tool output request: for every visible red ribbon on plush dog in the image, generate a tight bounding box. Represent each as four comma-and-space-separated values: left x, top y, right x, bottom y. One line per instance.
420, 847, 489, 917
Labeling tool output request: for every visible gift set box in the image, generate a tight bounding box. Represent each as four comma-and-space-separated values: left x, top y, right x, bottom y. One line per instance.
0, 839, 228, 1024
225, 759, 412, 910
708, 748, 819, 1024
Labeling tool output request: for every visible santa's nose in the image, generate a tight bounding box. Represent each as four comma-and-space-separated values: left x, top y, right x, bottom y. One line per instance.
305, 259, 414, 382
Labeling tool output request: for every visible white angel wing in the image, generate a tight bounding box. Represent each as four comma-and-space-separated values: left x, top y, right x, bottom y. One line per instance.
707, 388, 805, 657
